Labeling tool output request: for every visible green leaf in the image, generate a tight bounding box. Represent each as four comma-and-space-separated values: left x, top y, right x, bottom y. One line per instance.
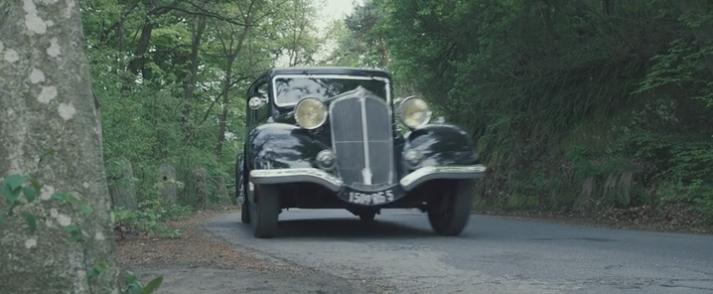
21, 212, 37, 233
63, 225, 83, 242
141, 276, 163, 294
88, 261, 108, 281
5, 175, 27, 191
126, 282, 142, 294
30, 179, 42, 193
50, 192, 66, 202
65, 194, 80, 205
4, 186, 21, 211
80, 203, 93, 216
1, 184, 14, 201
0, 182, 12, 198
23, 186, 38, 203
123, 271, 138, 284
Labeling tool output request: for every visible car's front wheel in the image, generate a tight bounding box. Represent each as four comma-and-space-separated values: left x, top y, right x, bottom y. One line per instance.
427, 180, 475, 236
240, 196, 250, 224
236, 157, 249, 224
249, 184, 280, 238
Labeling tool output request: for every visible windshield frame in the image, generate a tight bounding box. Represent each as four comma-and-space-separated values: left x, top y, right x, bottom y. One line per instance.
271, 74, 392, 108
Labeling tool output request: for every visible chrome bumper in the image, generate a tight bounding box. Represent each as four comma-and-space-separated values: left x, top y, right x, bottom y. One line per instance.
250, 168, 344, 192
399, 165, 486, 191
250, 164, 486, 192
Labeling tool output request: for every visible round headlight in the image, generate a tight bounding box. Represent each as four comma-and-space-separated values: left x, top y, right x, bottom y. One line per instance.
294, 97, 327, 129
398, 97, 432, 129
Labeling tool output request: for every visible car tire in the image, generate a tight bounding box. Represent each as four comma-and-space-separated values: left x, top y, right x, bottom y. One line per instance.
427, 180, 475, 236
358, 210, 377, 223
237, 159, 250, 224
240, 197, 250, 224
250, 184, 280, 238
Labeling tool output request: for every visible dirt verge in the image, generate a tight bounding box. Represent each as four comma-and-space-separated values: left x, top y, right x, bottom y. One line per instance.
116, 209, 369, 293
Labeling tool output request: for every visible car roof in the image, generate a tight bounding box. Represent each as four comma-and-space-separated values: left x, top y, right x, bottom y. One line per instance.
265, 67, 391, 79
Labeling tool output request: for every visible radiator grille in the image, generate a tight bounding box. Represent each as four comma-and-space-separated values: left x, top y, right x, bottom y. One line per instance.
329, 91, 394, 189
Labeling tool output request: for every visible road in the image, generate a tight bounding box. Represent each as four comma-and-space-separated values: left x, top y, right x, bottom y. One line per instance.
206, 209, 713, 293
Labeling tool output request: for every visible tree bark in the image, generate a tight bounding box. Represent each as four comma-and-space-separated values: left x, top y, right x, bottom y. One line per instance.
0, 0, 119, 293
215, 17, 251, 158
126, 17, 154, 77
182, 15, 207, 144
216, 53, 237, 158
602, 0, 615, 16
126, 0, 161, 78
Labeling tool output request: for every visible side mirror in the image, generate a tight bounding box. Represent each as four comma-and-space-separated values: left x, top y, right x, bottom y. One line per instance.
248, 96, 267, 110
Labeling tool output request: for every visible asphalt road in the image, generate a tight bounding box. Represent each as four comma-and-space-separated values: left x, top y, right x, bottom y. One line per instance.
206, 209, 713, 294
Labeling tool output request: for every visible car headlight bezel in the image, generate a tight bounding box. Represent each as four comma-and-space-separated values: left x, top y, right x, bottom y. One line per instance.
294, 97, 328, 130
397, 97, 432, 129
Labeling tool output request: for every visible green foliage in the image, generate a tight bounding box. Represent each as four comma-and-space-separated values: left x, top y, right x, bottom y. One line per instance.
113, 200, 191, 239
1, 175, 40, 230
122, 272, 163, 294
331, 0, 713, 222
1, 176, 67, 237
1, 175, 108, 243
78, 1, 324, 240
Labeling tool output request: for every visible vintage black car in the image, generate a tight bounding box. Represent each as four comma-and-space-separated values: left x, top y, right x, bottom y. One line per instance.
235, 67, 485, 238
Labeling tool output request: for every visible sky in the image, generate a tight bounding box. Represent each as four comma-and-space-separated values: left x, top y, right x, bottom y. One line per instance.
309, 0, 364, 63
276, 0, 363, 66
315, 0, 364, 33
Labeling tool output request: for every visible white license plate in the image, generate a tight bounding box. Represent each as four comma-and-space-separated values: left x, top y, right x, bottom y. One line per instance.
347, 189, 395, 205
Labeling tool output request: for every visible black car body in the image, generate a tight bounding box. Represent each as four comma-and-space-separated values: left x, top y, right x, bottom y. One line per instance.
236, 67, 486, 238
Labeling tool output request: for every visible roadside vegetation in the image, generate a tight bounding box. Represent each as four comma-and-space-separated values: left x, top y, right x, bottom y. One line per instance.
2, 0, 712, 292
79, 0, 322, 236
327, 0, 713, 229
85, 0, 713, 231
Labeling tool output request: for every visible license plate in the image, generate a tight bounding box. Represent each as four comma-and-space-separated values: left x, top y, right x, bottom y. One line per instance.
347, 189, 395, 205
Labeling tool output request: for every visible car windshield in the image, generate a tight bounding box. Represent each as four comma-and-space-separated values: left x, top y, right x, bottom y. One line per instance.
273, 76, 389, 107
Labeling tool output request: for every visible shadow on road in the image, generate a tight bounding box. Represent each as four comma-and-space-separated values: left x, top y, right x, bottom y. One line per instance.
276, 218, 435, 239
210, 214, 437, 239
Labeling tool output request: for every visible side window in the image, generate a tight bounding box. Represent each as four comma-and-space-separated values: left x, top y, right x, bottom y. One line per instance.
247, 80, 270, 127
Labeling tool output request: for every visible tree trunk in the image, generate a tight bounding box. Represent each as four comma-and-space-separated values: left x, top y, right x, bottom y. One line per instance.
126, 0, 160, 79
215, 25, 250, 158
159, 163, 178, 205
126, 19, 154, 77
108, 158, 137, 210
602, 0, 615, 15
182, 16, 207, 144
216, 54, 236, 158
0, 0, 119, 293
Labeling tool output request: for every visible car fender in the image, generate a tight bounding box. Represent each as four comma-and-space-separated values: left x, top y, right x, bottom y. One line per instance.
403, 124, 479, 167
246, 123, 329, 171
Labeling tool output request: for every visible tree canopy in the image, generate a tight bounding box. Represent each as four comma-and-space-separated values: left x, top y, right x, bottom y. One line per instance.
332, 0, 713, 221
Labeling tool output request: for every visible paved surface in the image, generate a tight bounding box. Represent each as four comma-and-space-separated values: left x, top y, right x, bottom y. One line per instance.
206, 209, 713, 293
139, 266, 366, 294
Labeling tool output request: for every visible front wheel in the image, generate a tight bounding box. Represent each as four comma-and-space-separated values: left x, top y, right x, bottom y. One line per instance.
250, 184, 280, 238
427, 180, 475, 236
240, 197, 250, 224
236, 157, 249, 224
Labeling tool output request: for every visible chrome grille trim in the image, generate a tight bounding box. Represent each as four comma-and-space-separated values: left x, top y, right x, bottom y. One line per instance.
330, 90, 395, 189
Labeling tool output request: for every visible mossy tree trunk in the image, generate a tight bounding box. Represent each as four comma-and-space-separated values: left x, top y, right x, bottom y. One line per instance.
190, 168, 209, 209
108, 157, 137, 210
0, 0, 119, 293
159, 163, 178, 205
